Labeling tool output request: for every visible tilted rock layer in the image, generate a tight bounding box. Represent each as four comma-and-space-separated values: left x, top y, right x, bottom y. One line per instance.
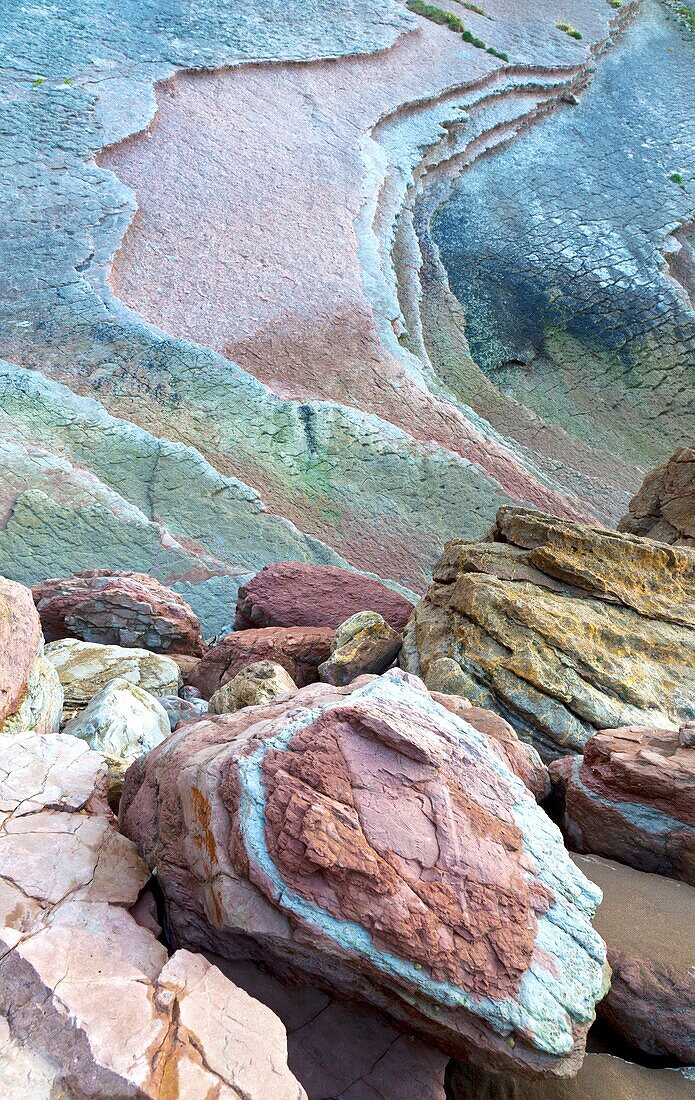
120, 669, 607, 1077
551, 724, 695, 885
0, 732, 306, 1098
403, 506, 695, 759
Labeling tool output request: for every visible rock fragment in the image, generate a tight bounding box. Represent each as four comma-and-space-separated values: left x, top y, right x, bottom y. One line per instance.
618, 445, 695, 546
189, 625, 333, 698
318, 611, 402, 685
45, 638, 181, 719
208, 660, 298, 714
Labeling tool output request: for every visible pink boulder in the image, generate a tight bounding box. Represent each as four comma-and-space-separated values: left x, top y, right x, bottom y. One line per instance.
234, 561, 415, 632
120, 669, 607, 1078
0, 575, 44, 728
188, 625, 334, 699
33, 569, 206, 656
550, 724, 695, 884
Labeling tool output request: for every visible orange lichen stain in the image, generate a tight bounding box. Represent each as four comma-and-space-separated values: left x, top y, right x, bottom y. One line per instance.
190, 786, 217, 862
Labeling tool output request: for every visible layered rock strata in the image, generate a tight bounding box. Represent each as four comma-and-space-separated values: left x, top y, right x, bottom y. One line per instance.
402, 506, 695, 759
120, 668, 607, 1077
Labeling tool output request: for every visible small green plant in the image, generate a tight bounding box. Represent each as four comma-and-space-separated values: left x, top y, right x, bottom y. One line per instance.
461, 28, 486, 47
557, 22, 583, 39
454, 0, 490, 16
406, 0, 464, 31
608, 0, 622, 8
670, 171, 685, 186
487, 46, 509, 59
674, 2, 695, 31
31, 75, 45, 88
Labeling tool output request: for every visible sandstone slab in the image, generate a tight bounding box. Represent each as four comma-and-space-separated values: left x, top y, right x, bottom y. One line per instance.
403, 507, 695, 759
235, 562, 415, 632
120, 668, 607, 1077
188, 625, 334, 699
45, 638, 181, 718
618, 446, 695, 547
573, 853, 695, 1063
33, 569, 206, 656
551, 724, 695, 884
0, 731, 306, 1099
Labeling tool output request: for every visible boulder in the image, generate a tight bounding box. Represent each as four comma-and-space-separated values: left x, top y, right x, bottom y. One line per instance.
188, 625, 334, 699
62, 678, 171, 804
120, 669, 607, 1077
234, 561, 415, 632
573, 853, 695, 1063
618, 445, 695, 547
446, 1055, 694, 1099
157, 693, 209, 730
33, 568, 206, 655
318, 611, 402, 686
550, 724, 695, 884
208, 660, 298, 714
0, 575, 61, 735
212, 957, 447, 1100
0, 731, 306, 1099
402, 506, 695, 760
45, 638, 181, 719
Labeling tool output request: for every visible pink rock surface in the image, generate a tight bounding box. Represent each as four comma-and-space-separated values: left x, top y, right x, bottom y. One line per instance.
0, 732, 306, 1099
0, 575, 43, 729
234, 561, 415, 632
189, 624, 334, 698
550, 724, 695, 884
33, 568, 206, 656
120, 669, 607, 1077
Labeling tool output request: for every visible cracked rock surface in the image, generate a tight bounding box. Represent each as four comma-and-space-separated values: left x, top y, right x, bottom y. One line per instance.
0, 731, 307, 1099
120, 667, 607, 1077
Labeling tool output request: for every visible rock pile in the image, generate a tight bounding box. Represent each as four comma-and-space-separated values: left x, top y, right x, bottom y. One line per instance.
402, 507, 695, 759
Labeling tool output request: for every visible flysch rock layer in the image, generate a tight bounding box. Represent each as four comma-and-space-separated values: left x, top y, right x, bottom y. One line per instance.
120, 668, 607, 1078
403, 506, 695, 759
0, 731, 306, 1099
2, 0, 680, 631
619, 445, 695, 547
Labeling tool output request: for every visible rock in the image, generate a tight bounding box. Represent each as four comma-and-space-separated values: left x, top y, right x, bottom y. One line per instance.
208, 660, 298, 714
189, 625, 334, 699
0, 731, 306, 1099
446, 1054, 695, 1099
45, 638, 181, 719
211, 956, 447, 1100
550, 724, 695, 884
572, 853, 695, 1063
62, 677, 170, 804
235, 562, 415, 633
0, 575, 62, 735
33, 568, 206, 655
403, 506, 695, 760
431, 692, 550, 803
318, 611, 402, 686
120, 668, 607, 1077
618, 446, 695, 546
157, 693, 209, 730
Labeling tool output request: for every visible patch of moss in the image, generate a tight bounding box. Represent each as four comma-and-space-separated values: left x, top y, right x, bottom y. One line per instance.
557, 22, 583, 39
608, 0, 622, 8
669, 171, 685, 186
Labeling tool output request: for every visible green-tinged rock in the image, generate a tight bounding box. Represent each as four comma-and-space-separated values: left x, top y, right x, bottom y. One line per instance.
319, 611, 402, 686
208, 661, 297, 714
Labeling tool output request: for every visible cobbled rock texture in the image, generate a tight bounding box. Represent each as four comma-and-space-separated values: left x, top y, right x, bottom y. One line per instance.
120, 668, 607, 1077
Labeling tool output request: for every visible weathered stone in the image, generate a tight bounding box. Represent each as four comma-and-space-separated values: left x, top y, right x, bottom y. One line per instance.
550, 724, 695, 884
446, 1054, 695, 1099
208, 660, 298, 714
573, 853, 695, 1063
618, 446, 695, 547
212, 956, 447, 1100
319, 611, 402, 686
235, 562, 415, 632
33, 569, 206, 656
0, 731, 306, 1099
0, 575, 62, 736
157, 693, 209, 730
45, 638, 181, 718
120, 669, 607, 1077
189, 625, 334, 699
404, 507, 695, 760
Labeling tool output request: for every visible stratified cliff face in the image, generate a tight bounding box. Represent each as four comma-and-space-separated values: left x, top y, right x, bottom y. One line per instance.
0, 0, 693, 630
